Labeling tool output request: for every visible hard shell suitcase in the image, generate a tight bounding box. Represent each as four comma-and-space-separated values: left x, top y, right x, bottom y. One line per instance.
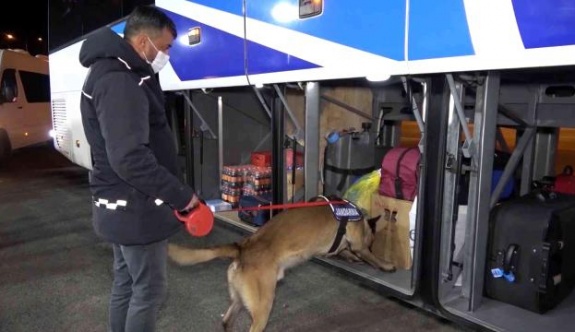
323, 128, 376, 198
485, 191, 575, 313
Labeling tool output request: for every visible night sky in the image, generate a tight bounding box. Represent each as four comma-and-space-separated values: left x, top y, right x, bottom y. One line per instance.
0, 1, 153, 56
0, 1, 49, 55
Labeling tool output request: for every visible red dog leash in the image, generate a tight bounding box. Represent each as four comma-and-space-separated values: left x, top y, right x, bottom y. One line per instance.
175, 199, 349, 237
224, 199, 348, 212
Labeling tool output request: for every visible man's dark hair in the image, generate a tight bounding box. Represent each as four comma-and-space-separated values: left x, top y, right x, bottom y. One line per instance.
123, 5, 177, 40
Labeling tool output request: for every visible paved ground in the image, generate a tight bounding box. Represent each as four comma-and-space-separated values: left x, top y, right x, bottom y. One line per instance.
0, 145, 469, 332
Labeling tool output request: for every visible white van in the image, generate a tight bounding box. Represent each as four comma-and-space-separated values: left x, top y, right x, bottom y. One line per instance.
0, 49, 52, 163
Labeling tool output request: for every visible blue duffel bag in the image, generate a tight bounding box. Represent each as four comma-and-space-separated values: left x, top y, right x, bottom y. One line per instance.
238, 193, 273, 226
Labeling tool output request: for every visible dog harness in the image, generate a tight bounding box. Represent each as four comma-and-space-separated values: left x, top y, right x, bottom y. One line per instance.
311, 195, 363, 253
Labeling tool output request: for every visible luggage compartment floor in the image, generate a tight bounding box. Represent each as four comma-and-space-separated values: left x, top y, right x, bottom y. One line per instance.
442, 287, 575, 331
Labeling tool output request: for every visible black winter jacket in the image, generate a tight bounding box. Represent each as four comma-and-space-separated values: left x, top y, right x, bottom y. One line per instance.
79, 27, 194, 245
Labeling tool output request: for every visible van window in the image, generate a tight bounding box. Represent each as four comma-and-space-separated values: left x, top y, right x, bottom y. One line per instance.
0, 69, 18, 103
19, 71, 50, 103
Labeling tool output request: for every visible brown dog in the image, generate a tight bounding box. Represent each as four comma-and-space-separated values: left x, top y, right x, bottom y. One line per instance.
168, 204, 395, 332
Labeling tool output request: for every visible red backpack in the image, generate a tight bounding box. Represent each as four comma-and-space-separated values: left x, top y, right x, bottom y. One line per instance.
379, 147, 421, 201
554, 166, 575, 195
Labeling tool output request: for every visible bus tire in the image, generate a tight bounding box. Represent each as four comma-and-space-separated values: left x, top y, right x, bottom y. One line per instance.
0, 129, 12, 165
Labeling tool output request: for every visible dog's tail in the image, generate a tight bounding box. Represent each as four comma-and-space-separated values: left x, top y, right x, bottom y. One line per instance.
168, 243, 240, 266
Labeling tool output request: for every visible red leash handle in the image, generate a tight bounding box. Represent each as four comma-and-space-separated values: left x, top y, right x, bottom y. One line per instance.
174, 203, 214, 237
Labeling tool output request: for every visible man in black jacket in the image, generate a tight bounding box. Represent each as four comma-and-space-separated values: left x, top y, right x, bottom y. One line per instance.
79, 6, 198, 332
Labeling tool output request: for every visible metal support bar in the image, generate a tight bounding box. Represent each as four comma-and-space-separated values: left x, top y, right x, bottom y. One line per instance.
533, 129, 559, 180
183, 91, 195, 187
252, 86, 272, 118
498, 104, 530, 127
168, 96, 181, 155
490, 127, 535, 208
467, 84, 531, 128
218, 96, 224, 180
273, 84, 303, 138
401, 76, 425, 134
305, 82, 320, 201
379, 121, 402, 147
272, 93, 285, 208
320, 94, 373, 121
463, 71, 500, 311
418, 79, 430, 153
446, 74, 475, 158
178, 91, 218, 139
520, 94, 539, 195
439, 80, 464, 290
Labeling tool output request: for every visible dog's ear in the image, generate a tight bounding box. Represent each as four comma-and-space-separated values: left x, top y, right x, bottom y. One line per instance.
367, 215, 381, 234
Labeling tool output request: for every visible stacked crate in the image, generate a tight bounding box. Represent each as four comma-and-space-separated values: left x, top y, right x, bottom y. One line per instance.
220, 150, 302, 206
242, 166, 272, 197
220, 165, 247, 206
220, 165, 272, 206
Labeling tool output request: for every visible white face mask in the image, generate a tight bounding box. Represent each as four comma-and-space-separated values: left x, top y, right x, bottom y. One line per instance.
144, 36, 170, 73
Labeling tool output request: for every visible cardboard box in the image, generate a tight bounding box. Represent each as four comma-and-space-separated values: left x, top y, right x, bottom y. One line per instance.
205, 199, 232, 212
285, 148, 304, 169
251, 151, 272, 167
287, 169, 304, 201
251, 149, 304, 168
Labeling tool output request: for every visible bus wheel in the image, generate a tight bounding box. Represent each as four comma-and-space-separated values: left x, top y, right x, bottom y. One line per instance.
0, 129, 12, 165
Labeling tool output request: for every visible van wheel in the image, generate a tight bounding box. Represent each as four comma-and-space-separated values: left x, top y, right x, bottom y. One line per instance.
0, 129, 12, 165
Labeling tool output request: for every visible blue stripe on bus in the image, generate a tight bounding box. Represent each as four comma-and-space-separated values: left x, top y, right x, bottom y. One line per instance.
512, 0, 575, 49
408, 0, 475, 60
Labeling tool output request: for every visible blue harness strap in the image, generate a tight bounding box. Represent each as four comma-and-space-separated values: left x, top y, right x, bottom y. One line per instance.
310, 195, 363, 253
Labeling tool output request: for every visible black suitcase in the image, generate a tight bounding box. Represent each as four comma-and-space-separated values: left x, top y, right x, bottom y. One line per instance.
485, 191, 575, 313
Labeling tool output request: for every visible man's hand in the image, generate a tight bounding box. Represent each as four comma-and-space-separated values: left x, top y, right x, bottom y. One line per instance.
182, 194, 200, 212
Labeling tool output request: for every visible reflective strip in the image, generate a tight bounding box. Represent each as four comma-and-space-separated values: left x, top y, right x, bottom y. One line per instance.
117, 57, 131, 70
82, 91, 93, 99
93, 197, 165, 210
94, 198, 128, 210
139, 76, 151, 86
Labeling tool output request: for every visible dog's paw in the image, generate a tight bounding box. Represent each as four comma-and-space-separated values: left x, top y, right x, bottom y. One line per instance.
337, 250, 363, 263
345, 257, 363, 263
382, 263, 396, 273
